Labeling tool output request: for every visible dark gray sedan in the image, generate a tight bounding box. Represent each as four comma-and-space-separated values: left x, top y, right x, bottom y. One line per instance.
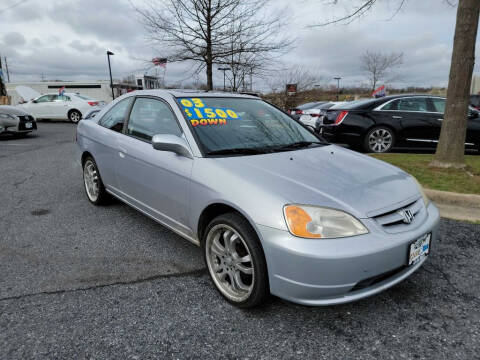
0, 106, 37, 135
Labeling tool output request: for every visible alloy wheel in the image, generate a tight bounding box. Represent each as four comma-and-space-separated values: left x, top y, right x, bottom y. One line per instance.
368, 128, 393, 153
70, 111, 81, 123
205, 224, 254, 302
83, 159, 99, 202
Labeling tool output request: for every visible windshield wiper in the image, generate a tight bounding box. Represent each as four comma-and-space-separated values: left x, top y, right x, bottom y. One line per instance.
206, 147, 274, 156
272, 141, 325, 151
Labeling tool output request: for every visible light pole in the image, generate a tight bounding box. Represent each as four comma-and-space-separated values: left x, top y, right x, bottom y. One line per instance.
218, 67, 230, 91
107, 51, 115, 100
334, 77, 341, 101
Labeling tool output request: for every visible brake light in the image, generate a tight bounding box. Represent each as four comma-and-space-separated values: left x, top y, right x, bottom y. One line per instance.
295, 110, 303, 115
334, 111, 349, 125
310, 113, 320, 117
88, 101, 99, 106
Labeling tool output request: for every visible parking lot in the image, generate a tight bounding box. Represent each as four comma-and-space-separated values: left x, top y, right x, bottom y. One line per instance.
0, 122, 479, 359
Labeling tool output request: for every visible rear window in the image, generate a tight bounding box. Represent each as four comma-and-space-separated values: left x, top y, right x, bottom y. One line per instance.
74, 94, 93, 100
340, 99, 379, 110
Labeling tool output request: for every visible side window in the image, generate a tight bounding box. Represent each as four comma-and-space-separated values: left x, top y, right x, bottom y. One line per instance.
127, 98, 182, 141
397, 98, 428, 112
35, 95, 51, 103
98, 97, 133, 133
56, 95, 71, 102
431, 98, 445, 113
381, 100, 399, 111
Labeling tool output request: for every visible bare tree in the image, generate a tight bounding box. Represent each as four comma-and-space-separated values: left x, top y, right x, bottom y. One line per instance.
361, 50, 403, 92
134, 0, 291, 91
313, 0, 479, 168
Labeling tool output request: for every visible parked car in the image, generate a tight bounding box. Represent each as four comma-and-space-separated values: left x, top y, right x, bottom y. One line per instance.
318, 95, 480, 153
0, 105, 37, 136
297, 102, 348, 128
289, 102, 326, 121
470, 94, 480, 110
19, 92, 105, 123
76, 90, 439, 308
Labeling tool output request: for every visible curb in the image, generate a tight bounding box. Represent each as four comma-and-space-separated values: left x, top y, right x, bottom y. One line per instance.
424, 189, 480, 208
424, 188, 480, 222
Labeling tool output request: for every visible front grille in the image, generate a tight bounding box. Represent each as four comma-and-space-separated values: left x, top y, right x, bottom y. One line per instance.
372, 198, 425, 234
349, 266, 407, 292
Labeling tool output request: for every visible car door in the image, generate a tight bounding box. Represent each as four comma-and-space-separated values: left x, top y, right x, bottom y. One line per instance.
116, 96, 194, 237
94, 97, 135, 190
48, 95, 70, 119
385, 97, 437, 144
27, 95, 52, 118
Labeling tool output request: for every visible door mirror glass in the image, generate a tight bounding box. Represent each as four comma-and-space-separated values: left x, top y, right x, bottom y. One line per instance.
151, 134, 193, 159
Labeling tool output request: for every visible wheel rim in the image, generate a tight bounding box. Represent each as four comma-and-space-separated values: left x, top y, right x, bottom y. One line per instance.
205, 224, 254, 302
368, 128, 393, 152
70, 112, 80, 123
83, 160, 99, 202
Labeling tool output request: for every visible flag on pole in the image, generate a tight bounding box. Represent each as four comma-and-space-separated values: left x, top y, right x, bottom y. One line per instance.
372, 85, 386, 98
58, 86, 65, 96
152, 57, 167, 68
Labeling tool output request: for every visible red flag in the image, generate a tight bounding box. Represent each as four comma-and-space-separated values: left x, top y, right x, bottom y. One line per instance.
152, 58, 167, 68
372, 85, 386, 98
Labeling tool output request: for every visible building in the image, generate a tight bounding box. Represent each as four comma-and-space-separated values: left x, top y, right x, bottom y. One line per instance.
471, 74, 480, 95
5, 74, 161, 105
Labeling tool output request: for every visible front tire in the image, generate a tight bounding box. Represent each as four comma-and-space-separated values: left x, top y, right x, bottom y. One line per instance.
69, 110, 82, 124
82, 157, 109, 205
363, 126, 395, 153
203, 212, 269, 308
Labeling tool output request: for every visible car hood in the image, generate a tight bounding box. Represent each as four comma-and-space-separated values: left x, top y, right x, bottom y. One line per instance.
214, 145, 420, 219
15, 86, 41, 102
0, 105, 31, 116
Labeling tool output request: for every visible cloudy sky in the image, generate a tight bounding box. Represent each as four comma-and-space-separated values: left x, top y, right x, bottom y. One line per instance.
0, 0, 477, 91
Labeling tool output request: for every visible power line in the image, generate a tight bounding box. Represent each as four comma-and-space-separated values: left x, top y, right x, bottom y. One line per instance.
0, 0, 30, 14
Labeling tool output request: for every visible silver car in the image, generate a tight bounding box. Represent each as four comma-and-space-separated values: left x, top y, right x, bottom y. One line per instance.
75, 90, 440, 308
0, 106, 37, 135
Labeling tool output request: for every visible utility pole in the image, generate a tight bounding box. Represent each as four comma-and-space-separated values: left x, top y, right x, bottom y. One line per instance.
250, 68, 253, 91
0, 56, 5, 96
4, 57, 10, 82
218, 67, 230, 91
334, 77, 341, 101
107, 50, 115, 100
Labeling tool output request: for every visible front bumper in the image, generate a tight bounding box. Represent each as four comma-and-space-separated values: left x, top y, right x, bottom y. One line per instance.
0, 115, 37, 134
256, 202, 440, 306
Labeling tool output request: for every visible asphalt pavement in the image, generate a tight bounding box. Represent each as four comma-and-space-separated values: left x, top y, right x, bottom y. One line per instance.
0, 122, 479, 359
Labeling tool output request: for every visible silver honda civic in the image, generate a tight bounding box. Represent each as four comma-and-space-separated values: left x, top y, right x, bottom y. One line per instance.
75, 90, 440, 308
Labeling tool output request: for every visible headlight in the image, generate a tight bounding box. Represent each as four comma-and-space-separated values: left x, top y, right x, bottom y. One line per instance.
412, 177, 429, 207
283, 205, 369, 239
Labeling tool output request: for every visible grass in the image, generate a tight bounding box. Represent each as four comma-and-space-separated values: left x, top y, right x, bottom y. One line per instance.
370, 153, 480, 195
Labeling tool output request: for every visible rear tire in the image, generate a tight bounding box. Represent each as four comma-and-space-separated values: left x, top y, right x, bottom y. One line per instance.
203, 212, 269, 308
363, 126, 395, 153
69, 110, 82, 124
82, 156, 109, 205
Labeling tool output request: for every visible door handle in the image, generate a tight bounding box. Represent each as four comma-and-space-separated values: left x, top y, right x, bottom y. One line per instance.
392, 116, 403, 119
119, 152, 125, 158
437, 118, 443, 121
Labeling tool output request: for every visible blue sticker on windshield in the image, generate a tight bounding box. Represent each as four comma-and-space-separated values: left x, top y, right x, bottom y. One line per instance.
179, 98, 241, 127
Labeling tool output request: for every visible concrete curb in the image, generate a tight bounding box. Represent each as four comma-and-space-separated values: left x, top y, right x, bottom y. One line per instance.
424, 188, 480, 222
424, 189, 480, 208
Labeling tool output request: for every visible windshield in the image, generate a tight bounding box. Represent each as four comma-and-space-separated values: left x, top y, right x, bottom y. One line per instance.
177, 97, 324, 155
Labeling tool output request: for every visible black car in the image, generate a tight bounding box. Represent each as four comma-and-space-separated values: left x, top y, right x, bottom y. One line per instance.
318, 95, 480, 153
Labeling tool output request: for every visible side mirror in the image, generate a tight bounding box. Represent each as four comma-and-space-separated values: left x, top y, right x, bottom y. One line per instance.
152, 134, 193, 159
32, 100, 37, 103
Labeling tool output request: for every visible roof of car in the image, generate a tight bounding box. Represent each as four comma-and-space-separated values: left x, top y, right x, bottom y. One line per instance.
126, 89, 260, 99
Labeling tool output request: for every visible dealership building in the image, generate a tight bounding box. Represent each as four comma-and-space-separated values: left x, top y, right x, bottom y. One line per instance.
6, 74, 161, 104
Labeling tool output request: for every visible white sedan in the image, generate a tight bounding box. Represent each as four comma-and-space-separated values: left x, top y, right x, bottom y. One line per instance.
20, 93, 105, 123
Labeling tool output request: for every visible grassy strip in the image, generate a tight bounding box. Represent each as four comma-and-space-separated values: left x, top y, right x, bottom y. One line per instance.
371, 153, 480, 194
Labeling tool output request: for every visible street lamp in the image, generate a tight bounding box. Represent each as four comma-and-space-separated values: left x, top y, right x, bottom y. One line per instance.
334, 77, 341, 101
218, 67, 230, 91
107, 51, 115, 100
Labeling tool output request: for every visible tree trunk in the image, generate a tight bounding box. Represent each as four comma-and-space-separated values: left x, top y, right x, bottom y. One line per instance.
430, 0, 480, 168
206, 1, 213, 90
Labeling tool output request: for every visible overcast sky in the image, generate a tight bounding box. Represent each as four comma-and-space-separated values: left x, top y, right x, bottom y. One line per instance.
0, 0, 477, 91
